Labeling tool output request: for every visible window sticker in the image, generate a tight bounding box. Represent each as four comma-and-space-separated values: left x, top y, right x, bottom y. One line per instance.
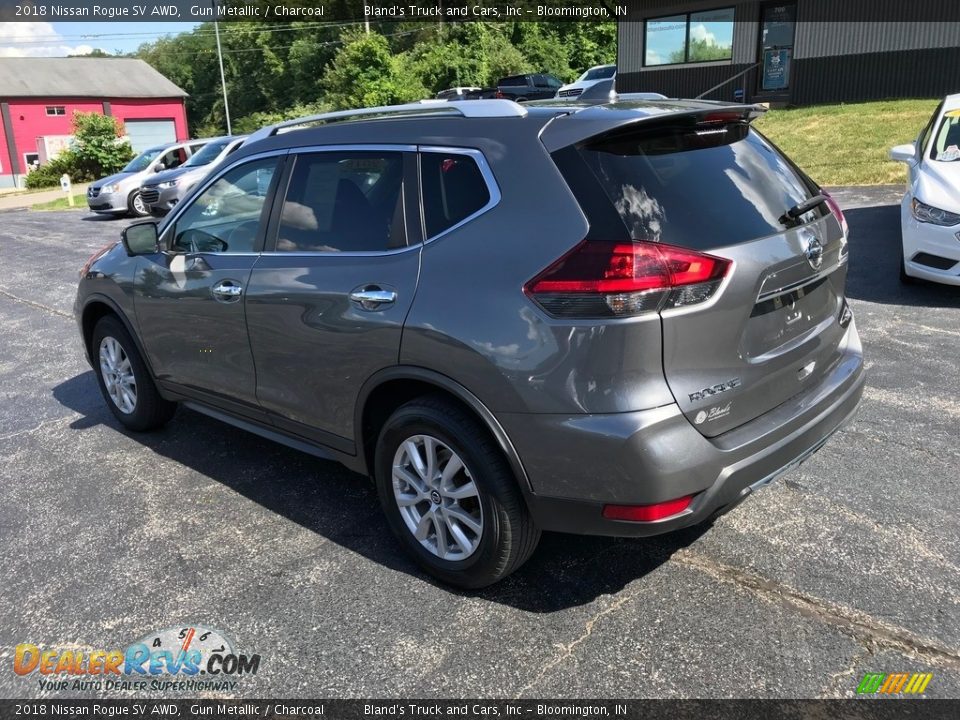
939, 145, 960, 162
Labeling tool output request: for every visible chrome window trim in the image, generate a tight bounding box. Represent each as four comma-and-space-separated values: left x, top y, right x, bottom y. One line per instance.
418, 145, 501, 245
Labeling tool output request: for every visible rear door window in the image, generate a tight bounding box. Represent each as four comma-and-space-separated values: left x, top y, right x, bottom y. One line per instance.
575, 123, 822, 249
275, 151, 406, 252
420, 152, 491, 239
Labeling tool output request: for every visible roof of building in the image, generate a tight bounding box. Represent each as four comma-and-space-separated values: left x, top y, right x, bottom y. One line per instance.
0, 58, 187, 99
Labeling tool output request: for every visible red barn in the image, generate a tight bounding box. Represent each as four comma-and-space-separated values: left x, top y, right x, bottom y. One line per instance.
0, 57, 188, 189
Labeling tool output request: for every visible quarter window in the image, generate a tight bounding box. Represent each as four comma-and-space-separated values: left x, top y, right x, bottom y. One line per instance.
276, 152, 406, 253
420, 152, 491, 239
645, 7, 734, 66
171, 157, 278, 254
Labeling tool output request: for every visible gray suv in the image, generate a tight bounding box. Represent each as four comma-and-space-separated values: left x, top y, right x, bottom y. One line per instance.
74, 98, 864, 588
87, 139, 208, 217
140, 135, 248, 216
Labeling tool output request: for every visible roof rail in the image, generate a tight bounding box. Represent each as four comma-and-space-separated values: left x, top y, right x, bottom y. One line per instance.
246, 99, 528, 144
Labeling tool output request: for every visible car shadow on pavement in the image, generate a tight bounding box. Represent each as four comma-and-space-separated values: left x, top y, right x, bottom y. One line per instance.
844, 205, 960, 308
54, 371, 708, 612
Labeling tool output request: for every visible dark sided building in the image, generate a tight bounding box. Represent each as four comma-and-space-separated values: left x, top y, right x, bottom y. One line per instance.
616, 0, 960, 105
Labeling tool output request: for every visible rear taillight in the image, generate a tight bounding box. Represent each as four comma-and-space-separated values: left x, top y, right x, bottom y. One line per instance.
495, 90, 505, 99
823, 192, 848, 235
524, 241, 731, 318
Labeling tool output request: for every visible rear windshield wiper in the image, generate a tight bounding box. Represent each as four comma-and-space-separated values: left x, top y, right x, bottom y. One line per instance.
782, 194, 829, 223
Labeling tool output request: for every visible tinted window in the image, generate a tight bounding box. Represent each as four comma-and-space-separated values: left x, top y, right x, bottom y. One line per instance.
583, 66, 616, 81
276, 152, 405, 253
576, 124, 820, 249
421, 153, 491, 239
499, 75, 526, 86
183, 139, 232, 167
172, 157, 278, 254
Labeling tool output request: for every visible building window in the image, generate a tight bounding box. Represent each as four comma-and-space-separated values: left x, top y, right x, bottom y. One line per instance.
45, 106, 66, 116
645, 7, 735, 66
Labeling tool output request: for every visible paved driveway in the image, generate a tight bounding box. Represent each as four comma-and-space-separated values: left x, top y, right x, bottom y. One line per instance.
0, 188, 958, 698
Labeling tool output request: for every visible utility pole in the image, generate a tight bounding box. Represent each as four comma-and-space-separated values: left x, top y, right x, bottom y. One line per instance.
213, 0, 232, 134
364, 4, 370, 34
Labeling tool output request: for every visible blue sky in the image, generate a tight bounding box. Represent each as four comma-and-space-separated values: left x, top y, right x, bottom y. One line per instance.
0, 22, 201, 57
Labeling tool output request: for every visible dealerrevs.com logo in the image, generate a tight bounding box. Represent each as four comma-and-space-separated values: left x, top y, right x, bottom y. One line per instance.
13, 626, 261, 693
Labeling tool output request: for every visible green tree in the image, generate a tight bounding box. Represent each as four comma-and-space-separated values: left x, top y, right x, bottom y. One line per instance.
321, 30, 425, 110
72, 111, 134, 178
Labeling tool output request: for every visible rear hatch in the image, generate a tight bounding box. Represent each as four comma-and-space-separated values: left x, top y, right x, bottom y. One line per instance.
555, 110, 850, 437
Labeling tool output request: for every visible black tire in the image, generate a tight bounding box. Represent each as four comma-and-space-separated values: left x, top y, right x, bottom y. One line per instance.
374, 396, 540, 589
127, 190, 149, 218
91, 315, 176, 432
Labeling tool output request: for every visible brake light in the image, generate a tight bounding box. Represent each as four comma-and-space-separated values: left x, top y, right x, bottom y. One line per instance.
602, 495, 694, 522
524, 241, 731, 318
495, 90, 505, 99
823, 192, 848, 235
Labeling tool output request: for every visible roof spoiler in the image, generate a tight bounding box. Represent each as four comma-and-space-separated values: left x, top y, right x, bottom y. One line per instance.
540, 102, 768, 153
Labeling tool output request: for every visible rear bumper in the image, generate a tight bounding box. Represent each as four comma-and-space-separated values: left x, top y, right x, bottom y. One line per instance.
502, 319, 865, 537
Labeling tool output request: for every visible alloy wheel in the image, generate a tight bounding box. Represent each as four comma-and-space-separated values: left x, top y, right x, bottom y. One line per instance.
99, 336, 137, 414
392, 434, 483, 561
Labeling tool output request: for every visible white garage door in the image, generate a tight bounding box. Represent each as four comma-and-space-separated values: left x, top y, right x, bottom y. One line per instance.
124, 119, 177, 153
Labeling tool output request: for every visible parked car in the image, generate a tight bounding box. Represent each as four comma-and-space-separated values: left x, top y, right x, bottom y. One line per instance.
495, 73, 563, 101
140, 135, 248, 216
435, 87, 482, 101
76, 97, 863, 588
87, 139, 208, 218
889, 93, 960, 285
556, 64, 617, 99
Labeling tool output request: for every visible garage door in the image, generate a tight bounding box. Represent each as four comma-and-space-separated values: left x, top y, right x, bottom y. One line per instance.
124, 119, 177, 153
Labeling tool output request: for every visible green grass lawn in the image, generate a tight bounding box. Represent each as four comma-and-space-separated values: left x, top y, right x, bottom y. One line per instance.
29, 193, 88, 211
754, 98, 939, 186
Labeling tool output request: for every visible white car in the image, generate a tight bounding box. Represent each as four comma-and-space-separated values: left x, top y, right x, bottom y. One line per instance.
555, 64, 616, 99
890, 93, 960, 285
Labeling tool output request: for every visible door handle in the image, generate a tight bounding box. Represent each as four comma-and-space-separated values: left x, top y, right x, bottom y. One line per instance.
211, 280, 243, 303
349, 286, 397, 310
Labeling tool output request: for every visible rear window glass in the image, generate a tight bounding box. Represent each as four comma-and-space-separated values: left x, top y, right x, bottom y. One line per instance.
577, 124, 821, 249
421, 153, 491, 238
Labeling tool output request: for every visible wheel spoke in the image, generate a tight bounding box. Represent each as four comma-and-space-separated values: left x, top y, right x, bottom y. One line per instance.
395, 491, 421, 507
433, 513, 449, 557
394, 465, 427, 495
405, 439, 428, 480
444, 479, 479, 501
422, 436, 438, 483
446, 506, 482, 535
439, 454, 464, 488
445, 516, 474, 554
413, 512, 432, 541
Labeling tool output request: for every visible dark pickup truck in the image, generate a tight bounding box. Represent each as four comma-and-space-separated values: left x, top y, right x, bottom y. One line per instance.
494, 73, 563, 101
435, 73, 565, 103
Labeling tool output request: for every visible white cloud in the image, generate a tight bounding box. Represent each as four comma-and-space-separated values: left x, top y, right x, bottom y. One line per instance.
689, 24, 718, 46
0, 22, 109, 57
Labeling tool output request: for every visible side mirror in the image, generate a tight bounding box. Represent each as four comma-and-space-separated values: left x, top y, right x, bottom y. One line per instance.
122, 222, 159, 256
154, 163, 166, 172
890, 143, 917, 164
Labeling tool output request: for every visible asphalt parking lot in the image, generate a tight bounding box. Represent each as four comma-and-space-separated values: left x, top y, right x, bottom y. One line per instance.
0, 187, 958, 699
